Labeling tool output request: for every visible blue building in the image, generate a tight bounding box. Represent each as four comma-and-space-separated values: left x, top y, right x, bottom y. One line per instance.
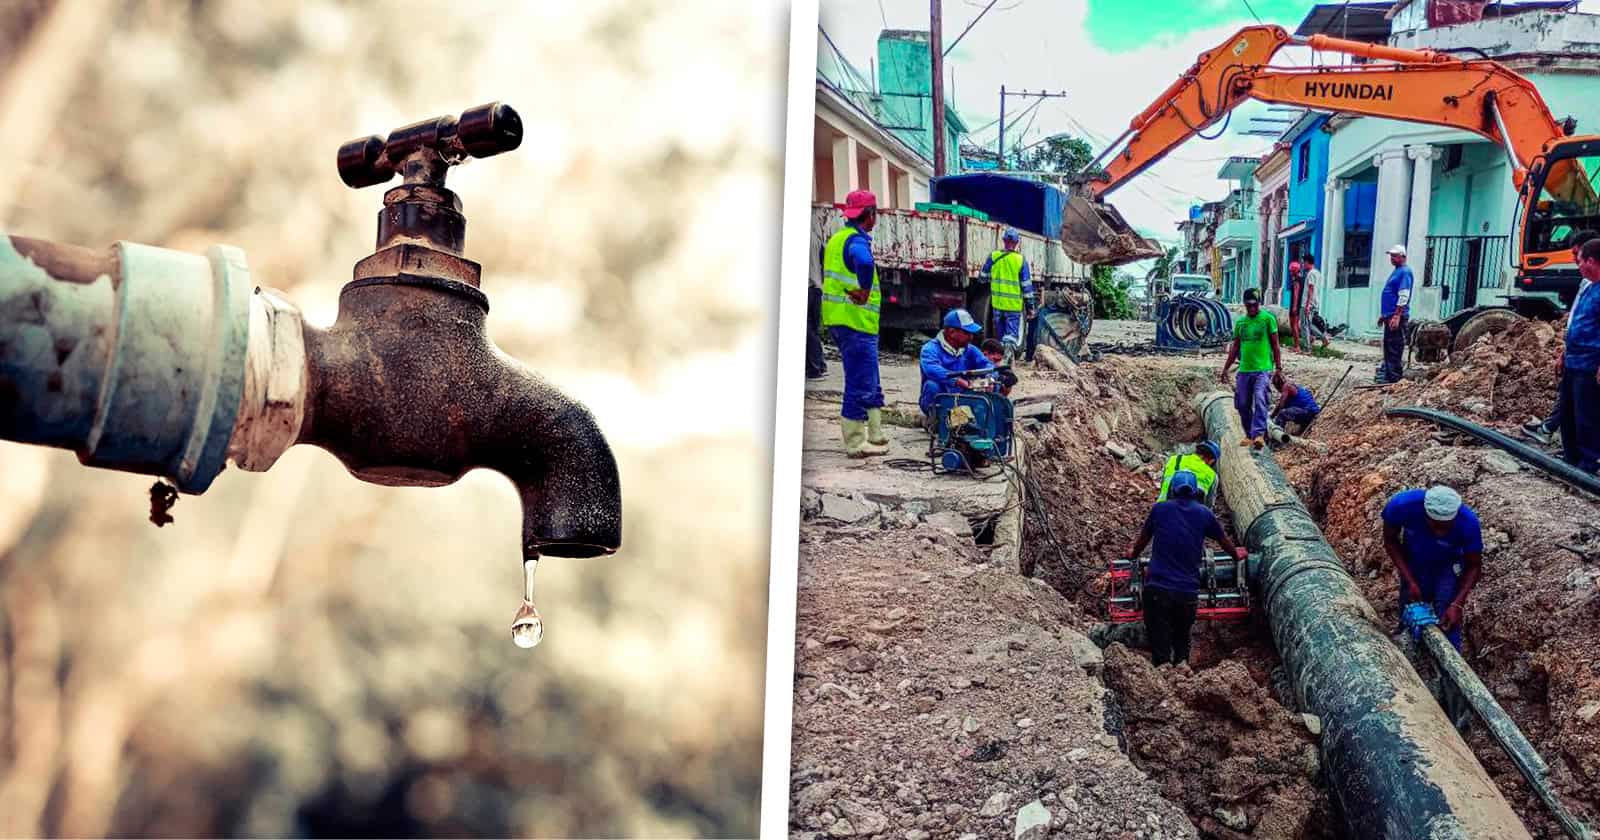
1276, 113, 1330, 308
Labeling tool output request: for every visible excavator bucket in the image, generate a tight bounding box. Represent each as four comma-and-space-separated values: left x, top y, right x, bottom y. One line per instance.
1060, 191, 1164, 266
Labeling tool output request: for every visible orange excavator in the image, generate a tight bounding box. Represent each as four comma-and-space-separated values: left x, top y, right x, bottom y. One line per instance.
1061, 24, 1600, 327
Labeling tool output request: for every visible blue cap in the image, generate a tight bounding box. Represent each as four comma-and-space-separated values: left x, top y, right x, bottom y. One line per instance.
1169, 470, 1200, 499
1196, 440, 1220, 460
943, 308, 983, 334
1003, 228, 1020, 242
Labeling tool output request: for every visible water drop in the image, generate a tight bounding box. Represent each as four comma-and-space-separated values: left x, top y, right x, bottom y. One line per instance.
510, 555, 543, 649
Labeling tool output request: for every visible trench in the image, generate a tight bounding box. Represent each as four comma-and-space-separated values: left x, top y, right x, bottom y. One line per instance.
1013, 345, 1598, 839
1017, 356, 1341, 839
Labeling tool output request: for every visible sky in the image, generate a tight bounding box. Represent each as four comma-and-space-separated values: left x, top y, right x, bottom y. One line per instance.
818, 0, 1600, 272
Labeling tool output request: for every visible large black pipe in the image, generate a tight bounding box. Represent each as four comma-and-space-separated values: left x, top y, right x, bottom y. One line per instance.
1199, 391, 1530, 840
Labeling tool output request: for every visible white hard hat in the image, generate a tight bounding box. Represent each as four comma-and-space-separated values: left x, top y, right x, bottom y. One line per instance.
1387, 244, 1407, 257
1423, 485, 1462, 521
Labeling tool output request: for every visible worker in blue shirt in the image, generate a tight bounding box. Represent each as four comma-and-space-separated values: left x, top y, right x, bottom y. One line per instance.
1523, 228, 1598, 445
982, 229, 1036, 364
820, 190, 888, 458
1559, 237, 1600, 472
1376, 244, 1413, 384
917, 308, 989, 431
1125, 470, 1247, 666
1381, 485, 1482, 651
1270, 372, 1321, 433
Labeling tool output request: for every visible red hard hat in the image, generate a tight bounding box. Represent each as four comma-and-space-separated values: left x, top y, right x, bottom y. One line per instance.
841, 189, 877, 220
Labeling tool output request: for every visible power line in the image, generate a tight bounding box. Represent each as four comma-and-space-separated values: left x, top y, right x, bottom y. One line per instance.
877, 0, 888, 28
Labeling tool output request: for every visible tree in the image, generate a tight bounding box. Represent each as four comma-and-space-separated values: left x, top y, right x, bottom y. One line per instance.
1089, 264, 1135, 320
1017, 134, 1104, 186
1150, 244, 1180, 280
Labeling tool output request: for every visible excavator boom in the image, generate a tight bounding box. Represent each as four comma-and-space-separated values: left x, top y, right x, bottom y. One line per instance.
1061, 23, 1592, 280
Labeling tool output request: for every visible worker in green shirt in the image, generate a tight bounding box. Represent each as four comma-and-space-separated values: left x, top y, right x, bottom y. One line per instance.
1220, 287, 1283, 450
1157, 440, 1219, 503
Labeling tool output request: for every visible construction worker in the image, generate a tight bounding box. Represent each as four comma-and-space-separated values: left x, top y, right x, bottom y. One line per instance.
979, 338, 1018, 397
1125, 470, 1248, 667
821, 189, 888, 458
1381, 485, 1482, 651
1559, 237, 1600, 473
1523, 228, 1599, 445
983, 229, 1035, 364
1220, 287, 1281, 449
1376, 244, 1413, 384
1270, 372, 1321, 434
1286, 260, 1304, 351
1298, 254, 1331, 352
1155, 440, 1219, 502
918, 308, 989, 432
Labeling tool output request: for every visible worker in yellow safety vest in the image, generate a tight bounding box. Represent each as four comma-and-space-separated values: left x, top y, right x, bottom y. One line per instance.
1156, 440, 1219, 503
820, 189, 888, 458
982, 228, 1036, 364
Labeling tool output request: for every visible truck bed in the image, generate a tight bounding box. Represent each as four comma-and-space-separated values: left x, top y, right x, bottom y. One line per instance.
809, 206, 1090, 288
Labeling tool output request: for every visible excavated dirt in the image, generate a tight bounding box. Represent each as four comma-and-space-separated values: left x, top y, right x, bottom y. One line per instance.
789, 527, 1196, 839
1280, 316, 1600, 839
1103, 646, 1334, 840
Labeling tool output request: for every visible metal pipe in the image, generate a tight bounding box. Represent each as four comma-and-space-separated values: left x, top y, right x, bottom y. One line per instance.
0, 233, 251, 493
1417, 625, 1596, 840
1198, 391, 1531, 840
1386, 405, 1600, 500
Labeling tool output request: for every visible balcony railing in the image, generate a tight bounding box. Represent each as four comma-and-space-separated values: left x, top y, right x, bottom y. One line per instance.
1422, 235, 1509, 317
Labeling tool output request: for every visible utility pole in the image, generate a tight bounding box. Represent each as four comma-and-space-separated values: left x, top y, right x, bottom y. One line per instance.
997, 88, 1068, 169
930, 0, 946, 176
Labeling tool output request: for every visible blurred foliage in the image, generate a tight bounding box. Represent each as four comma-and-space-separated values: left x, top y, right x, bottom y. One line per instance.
1089, 264, 1135, 320
0, 0, 784, 836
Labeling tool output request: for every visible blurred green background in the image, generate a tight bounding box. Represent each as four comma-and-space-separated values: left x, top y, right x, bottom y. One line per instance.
0, 0, 786, 835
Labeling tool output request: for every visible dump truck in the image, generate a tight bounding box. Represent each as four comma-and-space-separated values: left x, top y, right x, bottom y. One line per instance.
1059, 23, 1600, 350
810, 174, 1154, 356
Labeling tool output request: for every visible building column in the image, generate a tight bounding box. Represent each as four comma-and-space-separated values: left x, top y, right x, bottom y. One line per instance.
1264, 193, 1279, 299
1369, 148, 1413, 322
1405, 145, 1438, 305
831, 135, 859, 203
895, 171, 913, 209
1320, 179, 1346, 308
867, 154, 890, 207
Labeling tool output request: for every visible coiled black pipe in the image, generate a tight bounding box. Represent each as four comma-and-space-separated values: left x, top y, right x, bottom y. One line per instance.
1385, 406, 1600, 500
1155, 293, 1233, 349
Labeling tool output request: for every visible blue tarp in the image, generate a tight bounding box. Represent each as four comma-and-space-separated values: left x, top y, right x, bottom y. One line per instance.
929, 174, 1066, 240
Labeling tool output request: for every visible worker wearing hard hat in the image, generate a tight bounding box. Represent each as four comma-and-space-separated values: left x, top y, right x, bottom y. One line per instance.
1381, 485, 1482, 651
917, 308, 990, 432
1125, 470, 1248, 666
1156, 440, 1219, 503
982, 229, 1036, 365
1376, 244, 1413, 385
821, 189, 888, 458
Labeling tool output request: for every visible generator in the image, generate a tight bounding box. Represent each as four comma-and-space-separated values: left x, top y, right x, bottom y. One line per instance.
1106, 550, 1251, 623
929, 380, 1014, 476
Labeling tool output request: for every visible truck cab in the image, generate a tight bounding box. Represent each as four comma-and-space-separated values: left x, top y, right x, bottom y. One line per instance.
1168, 273, 1215, 298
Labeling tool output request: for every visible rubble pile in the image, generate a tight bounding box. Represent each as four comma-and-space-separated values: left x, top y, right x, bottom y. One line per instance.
1102, 646, 1334, 840
1404, 317, 1564, 429
789, 527, 1196, 840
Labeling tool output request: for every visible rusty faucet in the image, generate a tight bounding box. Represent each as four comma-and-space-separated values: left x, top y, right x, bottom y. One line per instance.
0, 102, 621, 561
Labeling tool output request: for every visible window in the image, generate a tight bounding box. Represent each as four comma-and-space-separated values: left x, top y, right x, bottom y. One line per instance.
1296, 141, 1310, 182
1442, 144, 1463, 173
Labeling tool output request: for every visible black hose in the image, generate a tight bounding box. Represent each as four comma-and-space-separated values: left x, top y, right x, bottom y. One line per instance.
1385, 405, 1600, 499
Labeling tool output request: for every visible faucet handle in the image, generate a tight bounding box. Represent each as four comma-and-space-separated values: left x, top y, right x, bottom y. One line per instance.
337, 102, 524, 189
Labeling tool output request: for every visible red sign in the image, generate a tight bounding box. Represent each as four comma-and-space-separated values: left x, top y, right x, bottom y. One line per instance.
1427, 0, 1490, 26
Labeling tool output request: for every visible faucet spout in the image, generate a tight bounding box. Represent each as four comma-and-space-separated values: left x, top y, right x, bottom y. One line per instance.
297, 276, 621, 558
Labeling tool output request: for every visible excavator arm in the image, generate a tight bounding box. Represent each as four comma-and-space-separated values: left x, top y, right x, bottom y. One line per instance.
1061, 24, 1593, 265
1091, 25, 1566, 197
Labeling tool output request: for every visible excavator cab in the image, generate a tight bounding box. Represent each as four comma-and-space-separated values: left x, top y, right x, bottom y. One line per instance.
1515, 137, 1600, 310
